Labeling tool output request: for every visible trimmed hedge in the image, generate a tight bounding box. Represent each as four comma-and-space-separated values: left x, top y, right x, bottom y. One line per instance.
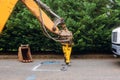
0, 0, 120, 53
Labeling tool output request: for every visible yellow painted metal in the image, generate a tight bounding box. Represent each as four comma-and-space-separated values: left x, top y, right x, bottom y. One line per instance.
0, 0, 72, 64
62, 44, 72, 64
21, 0, 59, 34
0, 0, 18, 33
0, 0, 59, 34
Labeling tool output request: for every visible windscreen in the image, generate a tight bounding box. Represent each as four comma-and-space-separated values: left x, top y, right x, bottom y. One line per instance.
112, 32, 117, 42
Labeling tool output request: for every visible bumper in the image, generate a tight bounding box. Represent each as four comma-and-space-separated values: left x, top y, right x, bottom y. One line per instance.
112, 44, 120, 55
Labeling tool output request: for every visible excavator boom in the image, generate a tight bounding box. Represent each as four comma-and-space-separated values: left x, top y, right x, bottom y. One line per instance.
0, 0, 73, 65
0, 0, 18, 33
21, 0, 60, 34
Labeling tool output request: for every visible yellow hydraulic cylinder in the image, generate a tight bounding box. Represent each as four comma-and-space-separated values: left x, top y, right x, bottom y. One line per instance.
62, 44, 72, 64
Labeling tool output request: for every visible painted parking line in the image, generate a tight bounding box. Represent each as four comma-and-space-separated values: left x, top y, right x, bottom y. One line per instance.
32, 64, 61, 72
32, 61, 62, 72
32, 64, 41, 71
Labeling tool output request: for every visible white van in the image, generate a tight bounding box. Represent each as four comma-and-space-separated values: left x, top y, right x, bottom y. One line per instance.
112, 27, 120, 56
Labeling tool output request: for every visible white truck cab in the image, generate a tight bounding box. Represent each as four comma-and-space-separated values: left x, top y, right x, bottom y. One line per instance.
112, 27, 120, 55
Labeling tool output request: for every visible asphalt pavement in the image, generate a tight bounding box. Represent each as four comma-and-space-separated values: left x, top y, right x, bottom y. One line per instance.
0, 59, 120, 80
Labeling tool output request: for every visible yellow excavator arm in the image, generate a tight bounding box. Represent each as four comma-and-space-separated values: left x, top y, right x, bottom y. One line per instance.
0, 0, 59, 33
0, 0, 18, 32
0, 0, 73, 65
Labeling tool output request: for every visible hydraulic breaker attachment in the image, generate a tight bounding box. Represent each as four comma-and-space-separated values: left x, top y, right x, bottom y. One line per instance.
18, 44, 33, 63
62, 43, 72, 65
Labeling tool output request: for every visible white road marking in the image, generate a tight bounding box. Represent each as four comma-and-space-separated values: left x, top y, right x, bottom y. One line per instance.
32, 63, 61, 72
32, 64, 41, 71
33, 69, 61, 72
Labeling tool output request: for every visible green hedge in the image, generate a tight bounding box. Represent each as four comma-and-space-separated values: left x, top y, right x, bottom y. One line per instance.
0, 0, 120, 53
